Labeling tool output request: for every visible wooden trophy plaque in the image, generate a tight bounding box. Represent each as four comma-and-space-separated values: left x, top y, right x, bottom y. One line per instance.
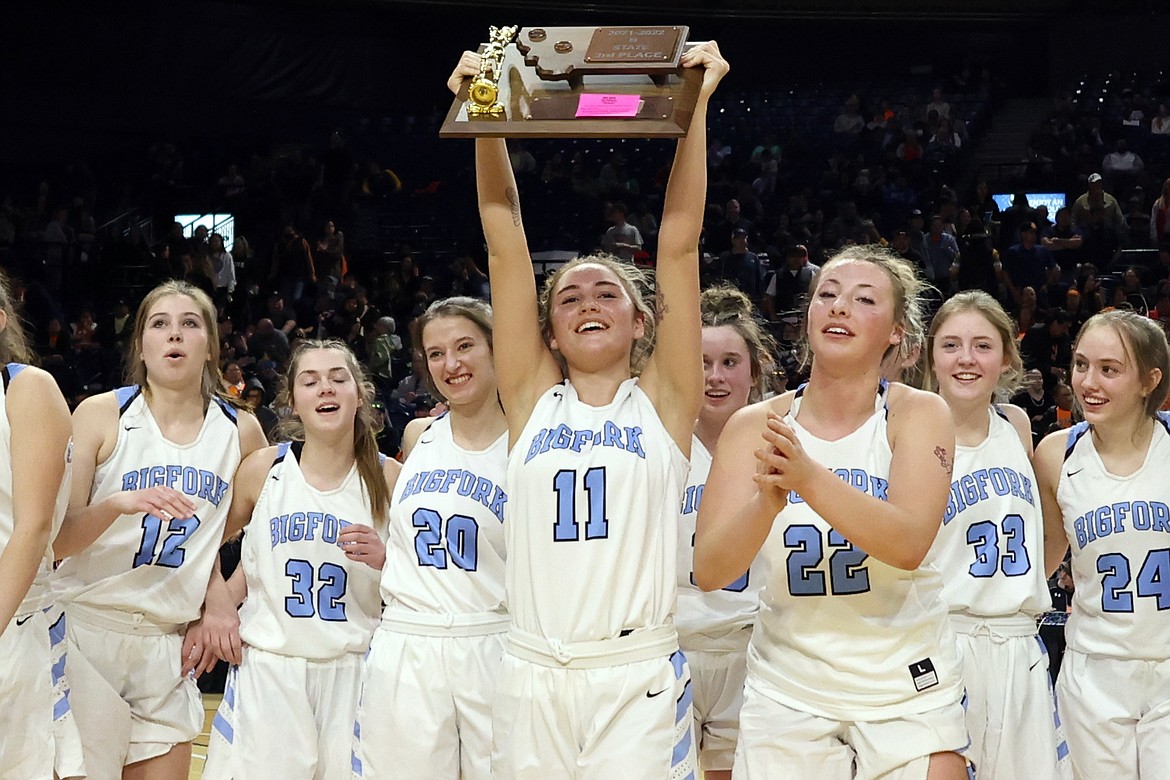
440, 26, 702, 139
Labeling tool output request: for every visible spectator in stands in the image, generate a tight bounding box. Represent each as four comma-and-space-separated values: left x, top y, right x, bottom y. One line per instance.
178, 249, 216, 301
927, 87, 951, 120
1102, 139, 1144, 196
1152, 104, 1170, 135
1118, 266, 1150, 314
628, 200, 660, 249
243, 378, 280, 443
763, 244, 818, 320
222, 360, 246, 396
1041, 206, 1083, 277
998, 193, 1036, 253
1072, 173, 1126, 235
708, 198, 753, 257
315, 220, 346, 281
952, 220, 1001, 299
1020, 308, 1073, 383
969, 181, 1000, 225
449, 255, 490, 301
1150, 178, 1170, 246
365, 315, 398, 400
217, 164, 245, 201
264, 292, 298, 337
890, 228, 925, 276
1079, 204, 1123, 273
42, 207, 71, 291
1002, 222, 1059, 309
711, 227, 765, 296
1074, 265, 1106, 321
249, 317, 290, 364
208, 232, 235, 306
1144, 245, 1170, 289
832, 95, 865, 136
923, 214, 960, 287
1039, 381, 1076, 433
599, 202, 643, 262
1010, 367, 1052, 446
895, 130, 923, 166
269, 224, 316, 301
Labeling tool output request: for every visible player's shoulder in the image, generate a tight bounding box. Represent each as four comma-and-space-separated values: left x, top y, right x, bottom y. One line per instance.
402, 416, 437, 459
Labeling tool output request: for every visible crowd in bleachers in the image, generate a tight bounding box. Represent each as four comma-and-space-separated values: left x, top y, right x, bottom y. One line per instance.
15, 66, 1170, 463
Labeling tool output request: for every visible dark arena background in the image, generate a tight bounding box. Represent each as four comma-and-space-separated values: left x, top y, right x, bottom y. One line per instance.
3, 3, 1167, 776
2, 0, 1170, 400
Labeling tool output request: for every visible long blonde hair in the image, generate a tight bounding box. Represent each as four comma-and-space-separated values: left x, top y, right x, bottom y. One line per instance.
276, 339, 390, 525
798, 244, 929, 371
125, 280, 234, 405
0, 268, 33, 365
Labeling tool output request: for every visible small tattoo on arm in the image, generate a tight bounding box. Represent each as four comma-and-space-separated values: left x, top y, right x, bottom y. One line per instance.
654, 288, 669, 322
934, 445, 952, 474
505, 186, 521, 226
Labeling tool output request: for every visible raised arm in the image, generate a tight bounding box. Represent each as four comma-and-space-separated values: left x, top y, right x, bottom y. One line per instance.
0, 368, 71, 631
642, 42, 729, 451
451, 53, 561, 438
1034, 430, 1071, 576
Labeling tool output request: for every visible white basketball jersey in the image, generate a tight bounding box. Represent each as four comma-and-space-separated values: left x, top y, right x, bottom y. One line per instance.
54, 386, 241, 626
506, 378, 688, 642
381, 414, 508, 623
676, 436, 770, 645
925, 406, 1049, 618
0, 364, 71, 613
749, 384, 963, 721
238, 442, 382, 659
1058, 416, 1170, 660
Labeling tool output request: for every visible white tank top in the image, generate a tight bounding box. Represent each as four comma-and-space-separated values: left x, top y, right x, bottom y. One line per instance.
749, 383, 963, 720
506, 378, 687, 643
1058, 416, 1170, 660
381, 414, 508, 631
925, 406, 1049, 619
0, 364, 71, 613
238, 442, 383, 659
676, 435, 771, 647
54, 386, 242, 627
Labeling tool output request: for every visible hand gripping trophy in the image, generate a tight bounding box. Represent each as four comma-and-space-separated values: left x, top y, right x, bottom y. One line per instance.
466, 25, 518, 116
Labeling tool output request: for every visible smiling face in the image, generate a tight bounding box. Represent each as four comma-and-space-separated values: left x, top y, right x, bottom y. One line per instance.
1071, 323, 1159, 425
548, 263, 645, 372
290, 347, 361, 435
421, 314, 496, 407
700, 325, 754, 427
140, 294, 211, 386
931, 310, 1008, 406
807, 259, 901, 365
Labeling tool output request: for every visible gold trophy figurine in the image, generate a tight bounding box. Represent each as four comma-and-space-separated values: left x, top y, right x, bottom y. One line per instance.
467, 25, 518, 117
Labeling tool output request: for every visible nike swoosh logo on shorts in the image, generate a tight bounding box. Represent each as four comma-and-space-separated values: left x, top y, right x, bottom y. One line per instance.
15, 615, 32, 626
645, 688, 668, 698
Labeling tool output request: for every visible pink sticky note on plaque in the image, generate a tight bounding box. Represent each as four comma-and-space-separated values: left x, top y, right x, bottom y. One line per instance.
576, 94, 641, 118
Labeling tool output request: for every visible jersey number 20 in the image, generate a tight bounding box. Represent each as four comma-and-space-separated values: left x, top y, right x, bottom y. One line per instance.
413, 508, 479, 571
